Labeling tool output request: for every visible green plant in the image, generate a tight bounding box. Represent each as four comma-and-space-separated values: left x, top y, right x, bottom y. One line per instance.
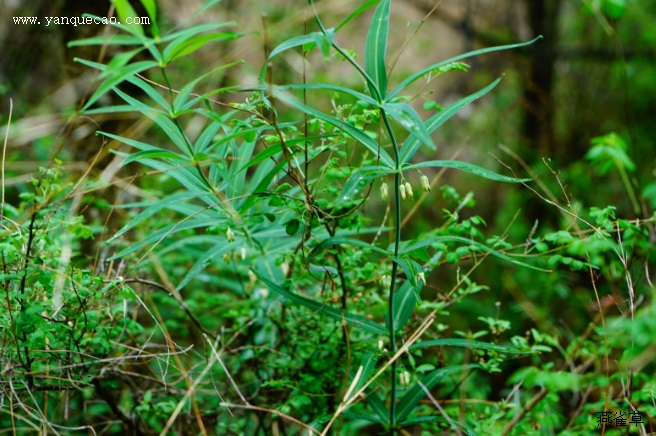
3, 0, 651, 434
66, 0, 556, 433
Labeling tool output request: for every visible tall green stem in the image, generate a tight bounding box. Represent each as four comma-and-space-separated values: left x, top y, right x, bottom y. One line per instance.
381, 109, 401, 434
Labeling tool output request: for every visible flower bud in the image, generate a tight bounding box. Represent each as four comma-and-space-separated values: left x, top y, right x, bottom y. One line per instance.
226, 227, 235, 242
380, 182, 389, 201
399, 183, 406, 200
241, 246, 247, 260
399, 371, 411, 387
381, 274, 392, 290
420, 174, 431, 192
405, 182, 414, 200
416, 271, 426, 286
378, 339, 384, 351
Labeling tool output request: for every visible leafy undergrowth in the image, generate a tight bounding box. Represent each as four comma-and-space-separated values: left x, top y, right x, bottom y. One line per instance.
1, 0, 654, 434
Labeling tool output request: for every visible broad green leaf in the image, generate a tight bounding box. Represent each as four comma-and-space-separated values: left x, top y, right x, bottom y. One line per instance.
387, 36, 542, 100
403, 160, 529, 183
254, 273, 387, 335
410, 338, 533, 354
285, 219, 300, 236
400, 77, 503, 163
396, 364, 478, 422
398, 235, 551, 272
272, 88, 394, 167
385, 280, 419, 332
365, 0, 390, 100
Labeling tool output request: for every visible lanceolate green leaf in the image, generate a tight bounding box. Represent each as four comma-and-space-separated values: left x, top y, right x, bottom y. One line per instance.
336, 0, 380, 31
267, 33, 324, 61
177, 241, 238, 290
385, 281, 419, 332
396, 364, 479, 423
398, 235, 551, 272
387, 36, 542, 100
274, 83, 377, 107
367, 391, 390, 424
365, 0, 390, 100
80, 60, 159, 111
68, 34, 142, 47
109, 192, 213, 242
403, 160, 529, 183
120, 150, 190, 167
254, 273, 387, 335
112, 0, 144, 36
353, 351, 380, 395
383, 102, 435, 150
409, 339, 532, 354
272, 88, 395, 167
163, 32, 240, 64
400, 77, 503, 164
108, 217, 221, 260
160, 22, 235, 43
112, 88, 194, 156
310, 236, 390, 259
337, 166, 394, 204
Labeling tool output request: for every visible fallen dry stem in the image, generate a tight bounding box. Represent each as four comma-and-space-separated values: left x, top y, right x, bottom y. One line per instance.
320, 314, 435, 435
